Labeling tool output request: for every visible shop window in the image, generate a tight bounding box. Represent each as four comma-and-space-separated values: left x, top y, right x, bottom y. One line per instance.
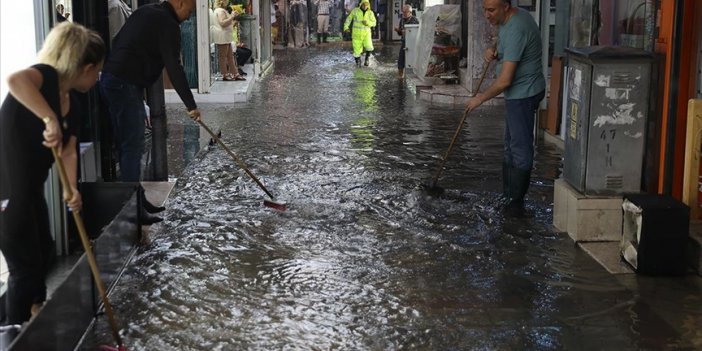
569, 0, 598, 48
601, 0, 656, 51
568, 0, 656, 51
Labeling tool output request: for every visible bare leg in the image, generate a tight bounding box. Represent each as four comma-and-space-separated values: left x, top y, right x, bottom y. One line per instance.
228, 45, 239, 77
217, 44, 229, 78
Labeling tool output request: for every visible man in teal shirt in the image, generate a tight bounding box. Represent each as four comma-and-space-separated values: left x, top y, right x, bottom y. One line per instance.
465, 0, 545, 217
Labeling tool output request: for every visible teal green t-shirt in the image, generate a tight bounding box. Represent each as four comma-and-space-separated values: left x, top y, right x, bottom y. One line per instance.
496, 8, 545, 99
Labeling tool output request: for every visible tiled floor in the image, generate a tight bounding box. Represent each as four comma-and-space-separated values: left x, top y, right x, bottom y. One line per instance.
412, 76, 506, 107
165, 65, 255, 105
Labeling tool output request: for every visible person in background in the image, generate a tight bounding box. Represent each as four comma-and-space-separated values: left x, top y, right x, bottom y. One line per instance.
100, 0, 203, 225
464, 0, 545, 217
211, 0, 245, 81
343, 0, 376, 67
107, 0, 133, 43
55, 4, 70, 22
0, 22, 105, 326
394, 4, 418, 79
235, 43, 252, 77
231, 9, 252, 77
288, 0, 310, 48
271, 1, 278, 45
272, 0, 283, 45
314, 0, 331, 44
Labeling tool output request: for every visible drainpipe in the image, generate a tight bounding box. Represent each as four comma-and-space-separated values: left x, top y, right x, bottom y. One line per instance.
662, 0, 684, 195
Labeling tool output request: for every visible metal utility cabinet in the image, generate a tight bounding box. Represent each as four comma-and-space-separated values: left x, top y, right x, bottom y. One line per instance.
563, 46, 654, 195
405, 24, 420, 72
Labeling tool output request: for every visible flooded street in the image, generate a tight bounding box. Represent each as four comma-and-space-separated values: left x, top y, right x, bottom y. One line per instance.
82, 46, 701, 350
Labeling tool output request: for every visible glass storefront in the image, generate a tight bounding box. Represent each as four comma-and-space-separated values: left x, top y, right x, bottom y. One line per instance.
568, 0, 656, 51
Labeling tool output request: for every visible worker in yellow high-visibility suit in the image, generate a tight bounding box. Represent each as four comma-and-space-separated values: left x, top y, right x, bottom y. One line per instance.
343, 0, 376, 67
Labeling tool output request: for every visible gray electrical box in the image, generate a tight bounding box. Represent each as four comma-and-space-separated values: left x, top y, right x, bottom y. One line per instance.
405, 24, 420, 71
563, 46, 654, 195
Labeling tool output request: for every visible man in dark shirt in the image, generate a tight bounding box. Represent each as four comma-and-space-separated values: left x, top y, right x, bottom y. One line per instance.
100, 0, 201, 221
100, 0, 200, 224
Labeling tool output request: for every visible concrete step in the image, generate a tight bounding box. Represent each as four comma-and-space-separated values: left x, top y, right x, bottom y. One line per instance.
166, 65, 255, 104
553, 178, 623, 242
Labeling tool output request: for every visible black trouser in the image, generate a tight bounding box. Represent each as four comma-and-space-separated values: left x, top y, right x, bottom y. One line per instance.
398, 45, 407, 69
236, 47, 252, 68
0, 190, 53, 325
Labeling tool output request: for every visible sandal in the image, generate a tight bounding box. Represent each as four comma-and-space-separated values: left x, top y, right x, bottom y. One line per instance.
234, 75, 246, 81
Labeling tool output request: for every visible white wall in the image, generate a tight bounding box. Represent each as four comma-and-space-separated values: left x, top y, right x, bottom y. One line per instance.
424, 0, 444, 7
0, 2, 39, 104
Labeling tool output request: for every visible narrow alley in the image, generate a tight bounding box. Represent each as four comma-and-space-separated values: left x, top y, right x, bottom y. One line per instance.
79, 46, 701, 350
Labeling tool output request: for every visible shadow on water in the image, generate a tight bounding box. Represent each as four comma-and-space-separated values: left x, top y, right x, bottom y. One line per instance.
80, 46, 702, 350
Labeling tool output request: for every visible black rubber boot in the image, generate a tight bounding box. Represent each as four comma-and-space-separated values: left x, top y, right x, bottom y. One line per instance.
503, 167, 532, 218
364, 52, 371, 66
323, 33, 328, 43
317, 34, 322, 44
139, 208, 163, 225
502, 160, 510, 200
355, 57, 361, 67
128, 202, 164, 225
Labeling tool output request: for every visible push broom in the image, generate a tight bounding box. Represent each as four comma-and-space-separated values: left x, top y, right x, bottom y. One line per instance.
51, 148, 126, 351
197, 120, 287, 211
425, 60, 492, 195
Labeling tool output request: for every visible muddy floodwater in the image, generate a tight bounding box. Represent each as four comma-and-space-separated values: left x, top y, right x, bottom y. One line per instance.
81, 46, 702, 350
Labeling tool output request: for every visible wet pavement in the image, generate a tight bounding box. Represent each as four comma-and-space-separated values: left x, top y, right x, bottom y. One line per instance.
81, 45, 702, 350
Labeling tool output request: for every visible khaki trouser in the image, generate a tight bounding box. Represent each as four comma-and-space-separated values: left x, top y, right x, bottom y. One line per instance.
317, 14, 329, 33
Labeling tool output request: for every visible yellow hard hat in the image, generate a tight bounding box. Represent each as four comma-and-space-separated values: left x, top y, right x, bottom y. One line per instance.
360, 0, 370, 6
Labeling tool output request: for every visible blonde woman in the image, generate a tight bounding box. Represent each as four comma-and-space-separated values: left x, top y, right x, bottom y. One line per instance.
211, 0, 245, 80
0, 22, 105, 325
